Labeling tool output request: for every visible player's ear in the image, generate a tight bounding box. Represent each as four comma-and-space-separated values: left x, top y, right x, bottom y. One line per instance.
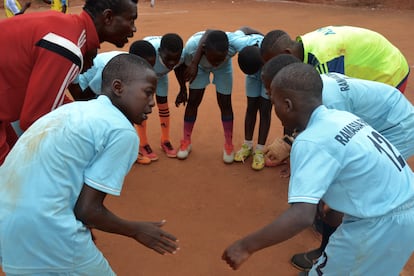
285, 98, 293, 112
112, 79, 124, 96
102, 9, 114, 25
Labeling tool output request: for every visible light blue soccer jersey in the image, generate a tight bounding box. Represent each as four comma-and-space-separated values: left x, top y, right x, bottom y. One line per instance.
183, 30, 263, 70
0, 96, 138, 273
183, 30, 264, 93
144, 36, 184, 97
321, 73, 414, 159
76, 51, 125, 94
288, 106, 414, 218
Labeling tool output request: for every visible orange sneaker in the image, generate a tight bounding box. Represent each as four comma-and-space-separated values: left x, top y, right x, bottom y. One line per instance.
160, 141, 177, 158
136, 153, 151, 165
140, 144, 158, 161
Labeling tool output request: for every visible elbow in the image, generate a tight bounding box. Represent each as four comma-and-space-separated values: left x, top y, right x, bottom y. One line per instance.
291, 202, 317, 228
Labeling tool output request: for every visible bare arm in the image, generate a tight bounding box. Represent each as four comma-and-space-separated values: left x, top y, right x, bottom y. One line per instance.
174, 64, 188, 107
74, 184, 179, 255
222, 202, 316, 270
184, 29, 215, 83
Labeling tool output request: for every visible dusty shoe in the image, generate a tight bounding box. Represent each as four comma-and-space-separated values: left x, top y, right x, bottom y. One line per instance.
223, 143, 235, 164
136, 152, 151, 165
161, 140, 177, 158
234, 143, 252, 162
177, 140, 192, 160
291, 248, 322, 271
251, 149, 265, 171
140, 144, 159, 161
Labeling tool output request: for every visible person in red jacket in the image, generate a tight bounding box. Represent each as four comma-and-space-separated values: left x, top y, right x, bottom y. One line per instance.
0, 0, 138, 165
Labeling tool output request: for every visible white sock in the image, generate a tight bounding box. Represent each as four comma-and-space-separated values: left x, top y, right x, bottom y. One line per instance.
244, 140, 253, 149
255, 144, 264, 151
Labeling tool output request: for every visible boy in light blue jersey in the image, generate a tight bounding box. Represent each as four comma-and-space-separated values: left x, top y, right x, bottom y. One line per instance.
262, 54, 414, 160
261, 54, 414, 271
69, 40, 157, 101
135, 34, 185, 160
236, 41, 274, 171
222, 62, 414, 275
176, 27, 263, 163
68, 40, 157, 165
0, 54, 179, 275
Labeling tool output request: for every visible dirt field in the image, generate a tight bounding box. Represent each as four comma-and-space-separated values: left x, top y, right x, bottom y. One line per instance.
1, 0, 414, 275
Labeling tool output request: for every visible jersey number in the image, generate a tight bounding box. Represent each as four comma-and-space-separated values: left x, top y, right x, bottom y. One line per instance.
367, 131, 406, 171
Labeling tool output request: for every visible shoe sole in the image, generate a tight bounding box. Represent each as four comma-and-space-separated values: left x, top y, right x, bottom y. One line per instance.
234, 155, 251, 162
252, 165, 265, 171
290, 260, 311, 272
177, 145, 192, 160
140, 154, 158, 161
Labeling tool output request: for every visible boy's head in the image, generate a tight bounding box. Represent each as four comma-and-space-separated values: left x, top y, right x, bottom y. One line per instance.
129, 40, 157, 67
261, 54, 301, 95
237, 45, 264, 75
270, 62, 322, 132
260, 30, 292, 62
204, 30, 229, 67
159, 33, 184, 70
101, 53, 157, 125
84, 0, 138, 48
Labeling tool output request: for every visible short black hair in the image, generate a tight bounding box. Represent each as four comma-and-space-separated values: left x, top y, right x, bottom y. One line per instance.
262, 54, 301, 83
238, 46, 264, 75
129, 40, 156, 59
160, 33, 183, 53
205, 30, 229, 52
272, 62, 323, 100
102, 54, 152, 89
260, 30, 289, 55
84, 0, 137, 17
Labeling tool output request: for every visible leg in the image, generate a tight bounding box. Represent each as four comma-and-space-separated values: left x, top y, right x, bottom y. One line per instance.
217, 92, 234, 164
245, 96, 260, 142
177, 88, 205, 160
257, 97, 272, 146
234, 97, 259, 163
156, 95, 177, 158
134, 122, 154, 164
252, 96, 272, 171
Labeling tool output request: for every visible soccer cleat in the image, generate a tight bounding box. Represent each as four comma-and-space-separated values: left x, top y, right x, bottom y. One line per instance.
291, 248, 322, 272
234, 143, 252, 162
136, 152, 151, 165
140, 144, 159, 161
223, 143, 235, 164
177, 140, 192, 160
160, 141, 177, 158
252, 149, 265, 171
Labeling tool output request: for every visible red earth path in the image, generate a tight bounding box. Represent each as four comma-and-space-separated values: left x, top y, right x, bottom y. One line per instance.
1, 1, 414, 275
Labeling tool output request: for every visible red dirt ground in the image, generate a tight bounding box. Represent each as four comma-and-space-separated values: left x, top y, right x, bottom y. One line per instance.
1, 1, 414, 275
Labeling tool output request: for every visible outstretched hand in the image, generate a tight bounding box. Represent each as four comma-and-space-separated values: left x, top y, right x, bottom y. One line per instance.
222, 240, 251, 270
133, 220, 179, 255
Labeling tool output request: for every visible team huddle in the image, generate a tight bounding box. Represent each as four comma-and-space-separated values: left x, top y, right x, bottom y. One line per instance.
0, 0, 414, 275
